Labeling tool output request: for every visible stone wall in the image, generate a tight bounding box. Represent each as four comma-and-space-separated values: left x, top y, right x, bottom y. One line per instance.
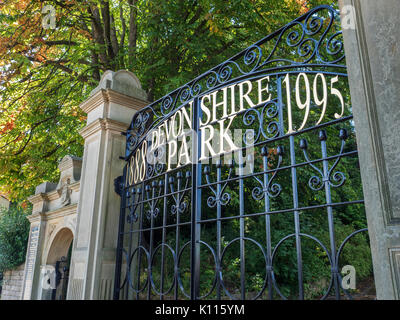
1, 264, 25, 300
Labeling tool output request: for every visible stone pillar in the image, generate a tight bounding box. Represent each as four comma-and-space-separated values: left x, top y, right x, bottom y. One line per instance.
21, 213, 46, 300
67, 70, 147, 299
339, 0, 400, 299
21, 181, 57, 300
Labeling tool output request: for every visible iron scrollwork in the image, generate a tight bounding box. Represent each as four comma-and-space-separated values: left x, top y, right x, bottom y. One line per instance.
204, 160, 234, 208
252, 146, 284, 200
144, 180, 164, 220
124, 5, 344, 158
300, 129, 348, 191
169, 171, 191, 215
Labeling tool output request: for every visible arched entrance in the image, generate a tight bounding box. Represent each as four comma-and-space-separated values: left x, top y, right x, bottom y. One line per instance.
43, 227, 73, 300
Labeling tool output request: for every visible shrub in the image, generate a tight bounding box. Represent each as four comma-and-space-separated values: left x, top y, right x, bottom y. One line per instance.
0, 206, 30, 272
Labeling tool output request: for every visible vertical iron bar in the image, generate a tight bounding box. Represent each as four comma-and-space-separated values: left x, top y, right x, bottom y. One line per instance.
113, 166, 127, 300
263, 75, 286, 300
174, 182, 181, 300
262, 154, 273, 300
125, 186, 135, 300
135, 182, 145, 300
160, 173, 168, 300
190, 97, 202, 300
277, 76, 285, 137
321, 135, 340, 299
239, 155, 246, 300
174, 177, 181, 299
147, 186, 156, 300
289, 134, 304, 299
216, 162, 222, 300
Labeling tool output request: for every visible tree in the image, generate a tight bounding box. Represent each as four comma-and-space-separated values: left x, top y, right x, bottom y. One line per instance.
0, 0, 327, 201
0, 205, 30, 272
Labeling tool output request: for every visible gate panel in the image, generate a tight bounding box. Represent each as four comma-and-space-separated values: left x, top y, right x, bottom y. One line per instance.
113, 4, 375, 300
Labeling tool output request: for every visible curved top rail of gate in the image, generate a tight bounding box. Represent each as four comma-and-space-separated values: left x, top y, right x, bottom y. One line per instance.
124, 4, 344, 159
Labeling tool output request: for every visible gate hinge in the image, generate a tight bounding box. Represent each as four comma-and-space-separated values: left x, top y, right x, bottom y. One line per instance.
114, 176, 124, 197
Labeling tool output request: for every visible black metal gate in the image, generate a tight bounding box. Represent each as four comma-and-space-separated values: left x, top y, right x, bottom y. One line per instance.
113, 5, 374, 300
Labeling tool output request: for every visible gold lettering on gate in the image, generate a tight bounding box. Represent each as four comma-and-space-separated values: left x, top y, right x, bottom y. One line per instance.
127, 73, 345, 184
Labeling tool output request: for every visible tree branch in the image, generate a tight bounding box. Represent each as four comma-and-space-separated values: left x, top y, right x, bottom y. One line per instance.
128, 0, 138, 67
100, 0, 114, 59
88, 4, 109, 68
119, 1, 127, 48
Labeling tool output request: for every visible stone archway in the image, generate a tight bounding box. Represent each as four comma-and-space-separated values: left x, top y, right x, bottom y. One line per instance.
42, 228, 74, 300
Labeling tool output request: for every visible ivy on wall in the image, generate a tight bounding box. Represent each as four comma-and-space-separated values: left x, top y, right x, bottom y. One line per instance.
0, 206, 30, 272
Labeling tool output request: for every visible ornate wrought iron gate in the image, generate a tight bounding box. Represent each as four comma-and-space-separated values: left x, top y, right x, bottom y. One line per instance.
113, 5, 373, 300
